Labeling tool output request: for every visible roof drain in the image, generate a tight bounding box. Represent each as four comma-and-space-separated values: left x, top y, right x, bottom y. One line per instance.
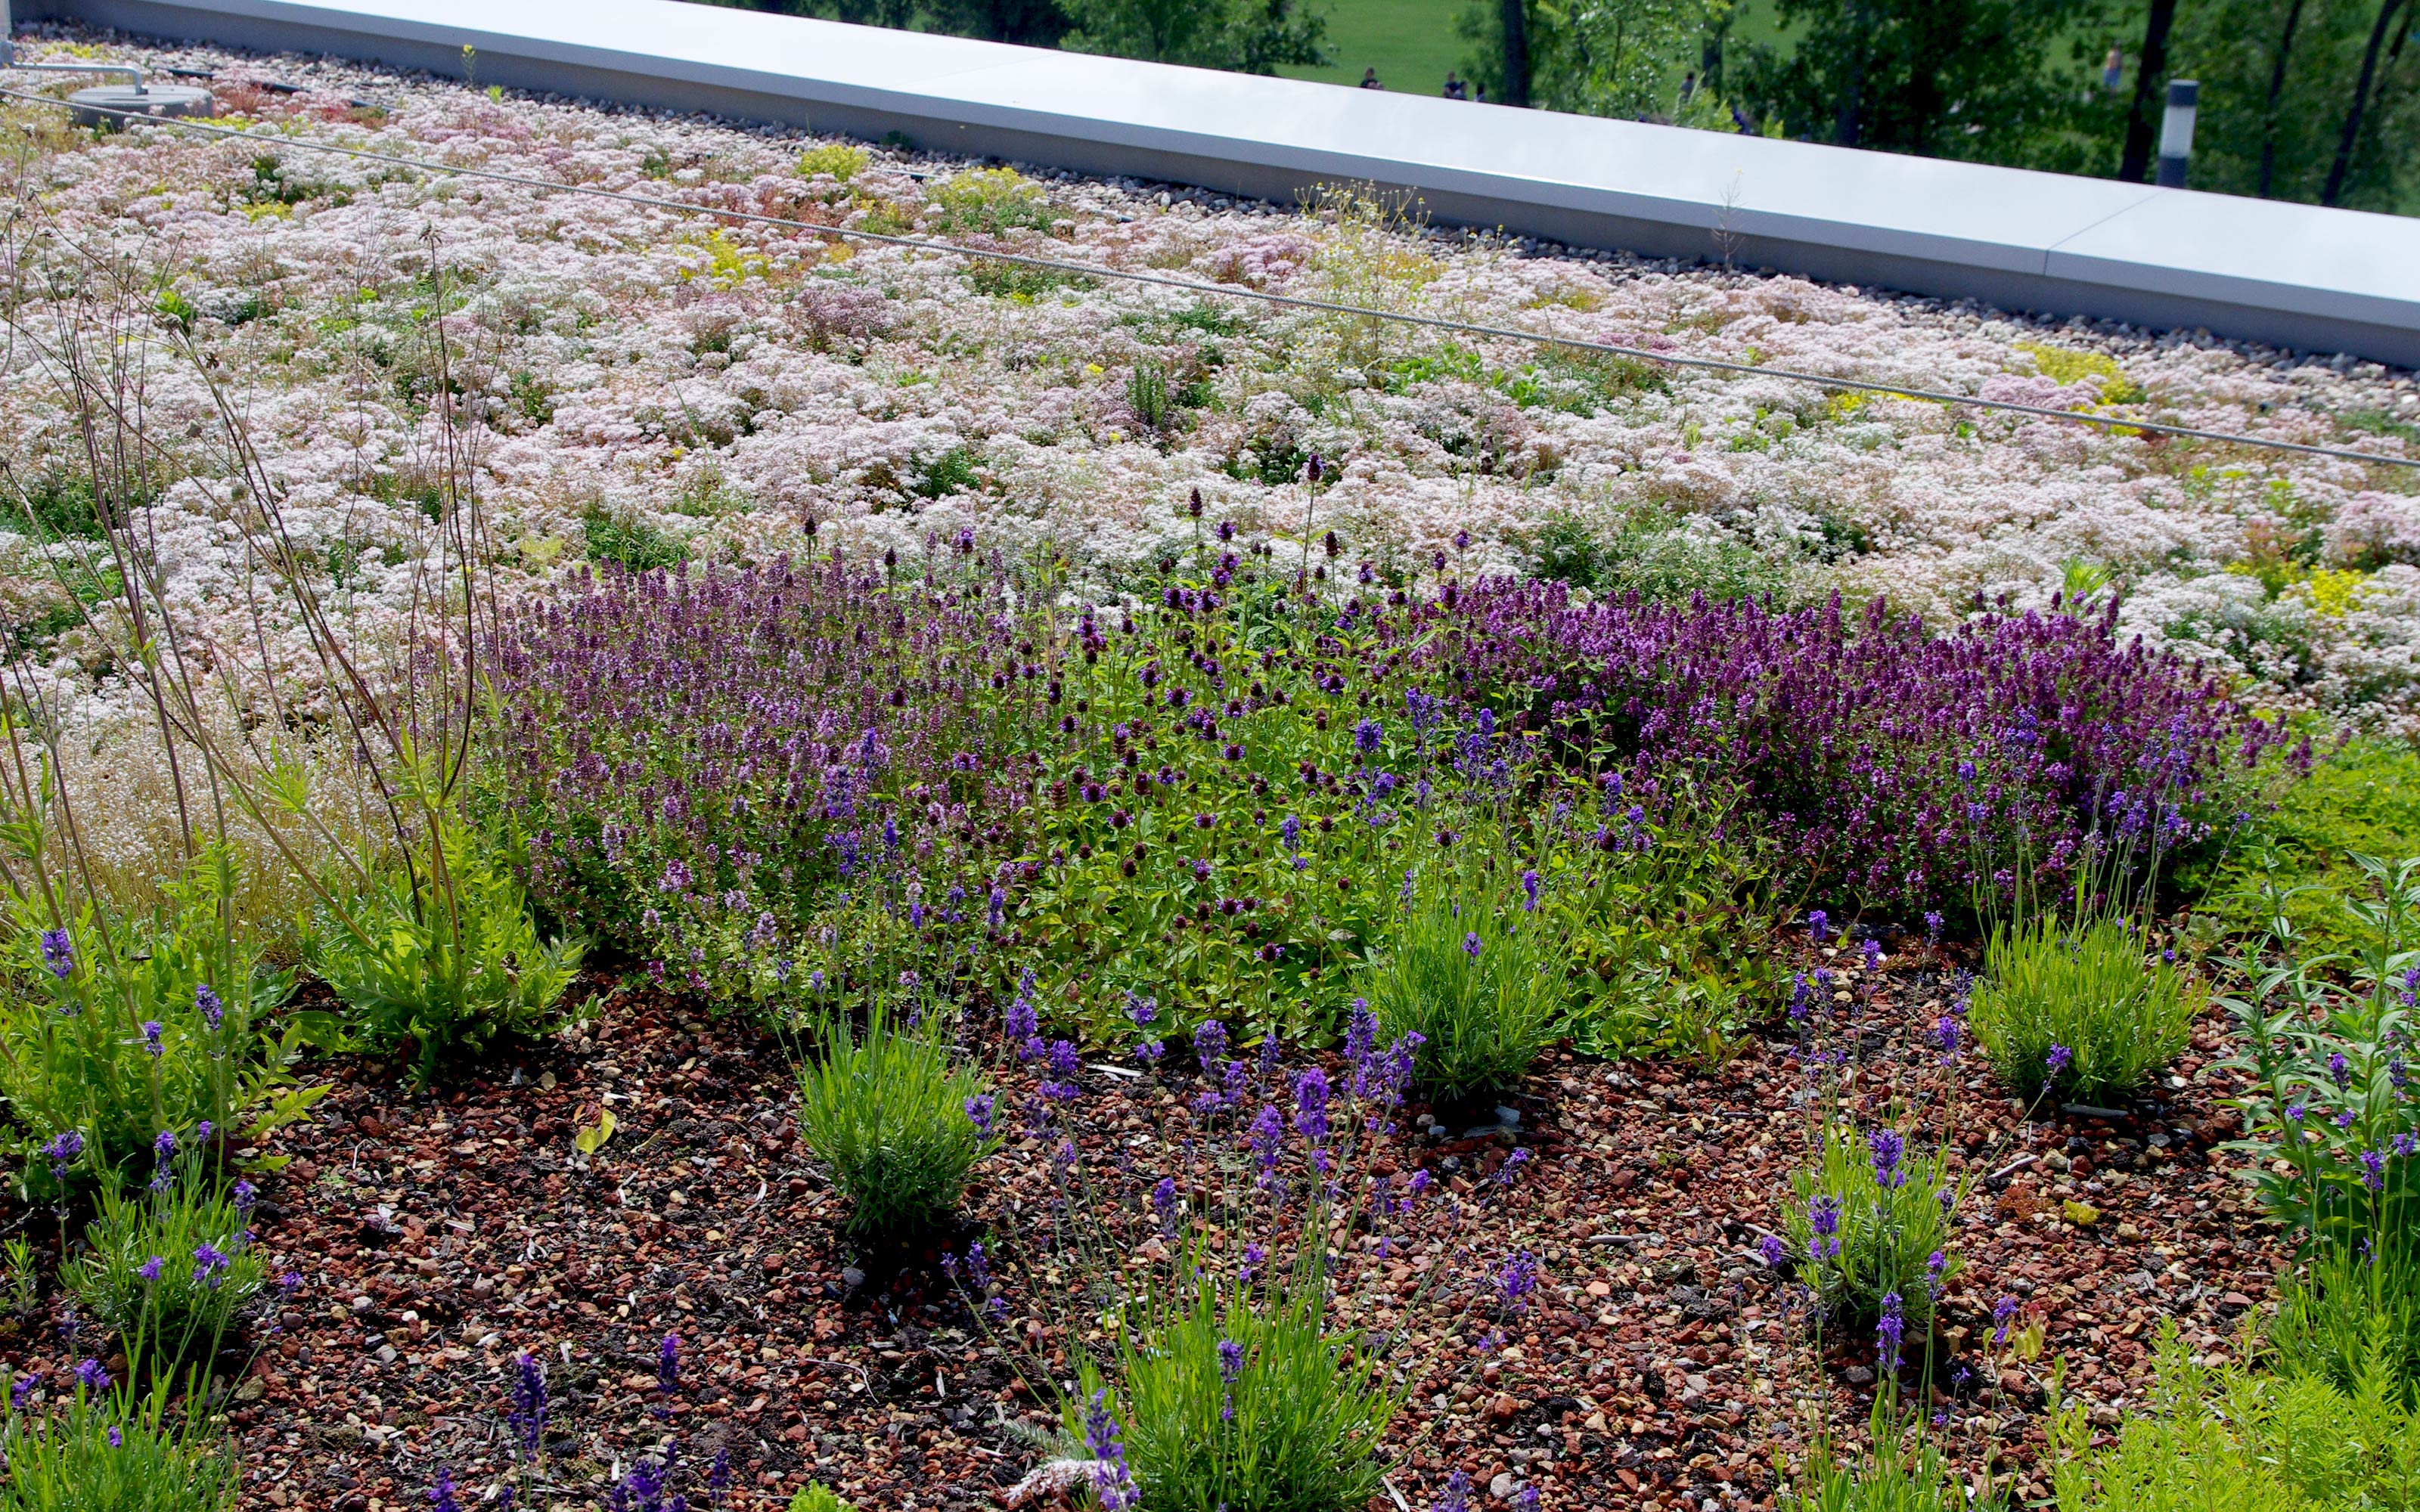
1, 0, 213, 126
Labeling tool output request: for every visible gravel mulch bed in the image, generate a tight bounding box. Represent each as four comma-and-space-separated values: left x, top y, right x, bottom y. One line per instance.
0, 938, 2285, 1512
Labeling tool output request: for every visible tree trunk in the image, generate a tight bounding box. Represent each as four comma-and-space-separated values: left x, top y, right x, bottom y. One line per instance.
2260, 0, 2307, 197
1499, 0, 1530, 107
1833, 0, 1872, 147
2118, 0, 2180, 181
2324, 0, 2409, 204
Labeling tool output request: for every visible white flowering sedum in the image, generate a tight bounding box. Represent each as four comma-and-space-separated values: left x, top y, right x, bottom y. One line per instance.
3, 35, 2418, 737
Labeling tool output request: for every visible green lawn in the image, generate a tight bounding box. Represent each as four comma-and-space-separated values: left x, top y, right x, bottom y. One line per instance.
1278, 0, 1472, 94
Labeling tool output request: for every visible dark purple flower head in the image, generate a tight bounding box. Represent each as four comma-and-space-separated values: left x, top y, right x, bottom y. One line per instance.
2329, 1052, 2352, 1089
658, 1333, 681, 1396
1435, 1469, 1471, 1512
141, 1021, 165, 1058
430, 1468, 461, 1512
1876, 1290, 1905, 1372
1495, 1250, 1540, 1312
73, 1359, 108, 1393
195, 984, 224, 1030
1992, 1294, 2020, 1344
1758, 1234, 1786, 1268
510, 1350, 548, 1459
1868, 1128, 1907, 1190
191, 1244, 230, 1288
1217, 1337, 1243, 1382
963, 1094, 995, 1137
1193, 1019, 1229, 1065
1807, 909, 1829, 944
1292, 1068, 1331, 1145
2046, 1043, 2074, 1079
1354, 717, 1383, 754
39, 928, 71, 981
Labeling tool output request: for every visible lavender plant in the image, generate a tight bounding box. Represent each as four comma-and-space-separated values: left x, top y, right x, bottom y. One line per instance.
951, 1006, 1520, 1512
1362, 840, 1568, 1101
63, 1147, 266, 1377
794, 1000, 1000, 1241
0, 841, 312, 1196
0, 1368, 239, 1512
1069, 1244, 1401, 1512
1966, 916, 2201, 1104
1785, 1124, 1964, 1338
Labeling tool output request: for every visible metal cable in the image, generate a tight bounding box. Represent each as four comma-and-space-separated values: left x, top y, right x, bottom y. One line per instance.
6, 79, 2417, 472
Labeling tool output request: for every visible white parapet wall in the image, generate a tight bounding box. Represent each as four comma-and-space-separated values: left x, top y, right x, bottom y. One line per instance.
22, 0, 2420, 365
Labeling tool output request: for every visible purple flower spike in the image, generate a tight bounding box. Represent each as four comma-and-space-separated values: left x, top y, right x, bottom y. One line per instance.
39, 928, 72, 981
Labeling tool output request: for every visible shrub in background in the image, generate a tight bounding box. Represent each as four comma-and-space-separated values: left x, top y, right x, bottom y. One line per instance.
1072, 1244, 1401, 1512
1419, 581, 2288, 912
1786, 1123, 1962, 1337
64, 1151, 266, 1373
1968, 916, 2200, 1105
796, 1002, 997, 1241
303, 817, 584, 1081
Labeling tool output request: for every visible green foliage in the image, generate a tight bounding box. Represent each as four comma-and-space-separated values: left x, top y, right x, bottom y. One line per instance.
1375, 341, 1660, 416
1128, 362, 1174, 432
2015, 342, 2143, 404
2050, 1325, 2420, 1510
1785, 1123, 1962, 1334
302, 819, 585, 1081
1790, 1411, 1986, 1512
580, 505, 688, 571
1458, 0, 1728, 119
1728, 0, 2110, 163
911, 447, 984, 499
794, 1002, 996, 1241
1062, 0, 1328, 72
796, 142, 869, 181
1360, 841, 1568, 1101
789, 1486, 855, 1512
2201, 740, 2420, 959
0, 1374, 240, 1512
924, 167, 1056, 236
1071, 1243, 1401, 1512
64, 1154, 266, 1374
1525, 512, 1792, 606
2270, 1242, 2420, 1409
1968, 915, 2199, 1104
2218, 853, 2417, 1258
0, 851, 311, 1195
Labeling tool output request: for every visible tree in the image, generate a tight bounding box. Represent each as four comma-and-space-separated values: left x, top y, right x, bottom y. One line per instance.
1460, 0, 1725, 119
1060, 0, 1327, 71
2117, 0, 2180, 179
1733, 0, 2102, 160
2258, 0, 2309, 194
2324, 0, 2411, 202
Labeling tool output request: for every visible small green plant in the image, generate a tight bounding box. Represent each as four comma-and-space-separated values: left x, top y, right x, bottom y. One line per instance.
925, 166, 1054, 236
4, 1238, 36, 1315
1362, 856, 1567, 1102
2220, 852, 2417, 1260
789, 1486, 855, 1512
1128, 361, 1174, 432
1069, 1243, 1401, 1512
302, 818, 585, 1081
796, 143, 868, 181
64, 1151, 266, 1374
794, 1003, 996, 1241
0, 1371, 240, 1512
1968, 915, 2199, 1104
2049, 1325, 2420, 1510
1790, 1409, 1988, 1512
0, 849, 313, 1195
580, 505, 687, 571
2268, 1241, 2420, 1408
1785, 1123, 1962, 1336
